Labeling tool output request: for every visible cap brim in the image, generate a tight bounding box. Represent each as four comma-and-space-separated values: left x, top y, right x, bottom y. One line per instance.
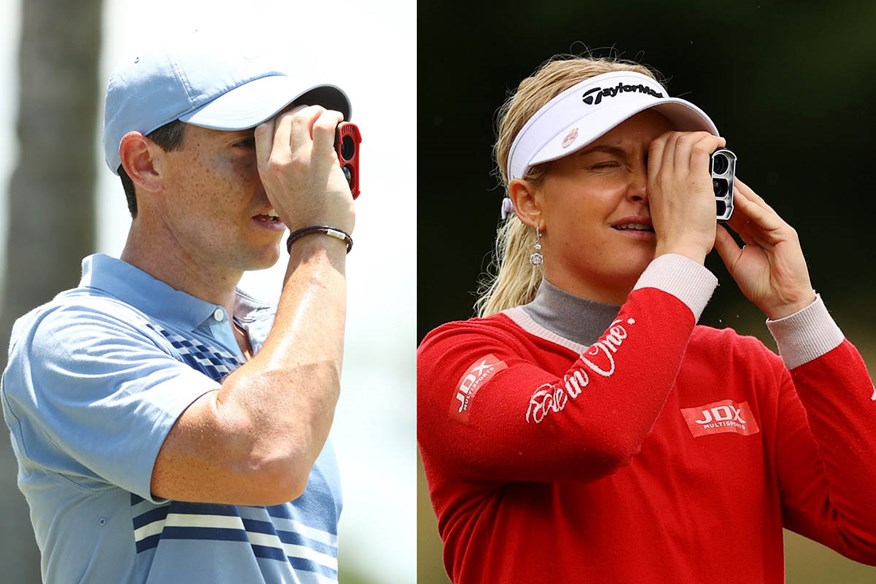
529, 98, 717, 168
180, 75, 352, 130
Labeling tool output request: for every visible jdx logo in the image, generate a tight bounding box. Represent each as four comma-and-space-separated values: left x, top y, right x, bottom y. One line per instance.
694, 404, 746, 425
681, 399, 760, 438
450, 354, 508, 423
582, 82, 664, 106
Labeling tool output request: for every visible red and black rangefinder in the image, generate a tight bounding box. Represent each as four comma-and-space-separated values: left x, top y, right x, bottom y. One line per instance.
335, 122, 361, 199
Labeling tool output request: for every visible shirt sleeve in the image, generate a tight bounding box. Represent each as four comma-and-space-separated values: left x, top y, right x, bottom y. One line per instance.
3, 301, 220, 503
767, 300, 876, 563
417, 255, 717, 484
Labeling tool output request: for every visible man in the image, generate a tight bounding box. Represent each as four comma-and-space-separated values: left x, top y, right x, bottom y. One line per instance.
2, 30, 355, 583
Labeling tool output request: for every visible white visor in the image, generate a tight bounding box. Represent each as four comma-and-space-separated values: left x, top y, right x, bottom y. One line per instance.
507, 71, 718, 180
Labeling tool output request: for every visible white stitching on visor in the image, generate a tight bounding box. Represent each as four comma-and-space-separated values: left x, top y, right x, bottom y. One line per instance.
506, 71, 718, 180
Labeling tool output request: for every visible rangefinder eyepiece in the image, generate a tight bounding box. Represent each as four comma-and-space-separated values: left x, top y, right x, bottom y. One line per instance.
711, 148, 736, 221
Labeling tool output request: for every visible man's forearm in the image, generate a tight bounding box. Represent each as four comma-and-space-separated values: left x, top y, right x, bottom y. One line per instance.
218, 235, 348, 498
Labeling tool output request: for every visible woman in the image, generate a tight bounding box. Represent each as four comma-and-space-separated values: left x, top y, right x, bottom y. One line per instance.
417, 56, 876, 583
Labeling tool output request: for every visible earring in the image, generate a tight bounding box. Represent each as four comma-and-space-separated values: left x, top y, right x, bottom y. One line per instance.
529, 227, 544, 267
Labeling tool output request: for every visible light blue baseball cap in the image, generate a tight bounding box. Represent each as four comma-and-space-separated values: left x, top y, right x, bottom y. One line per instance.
103, 32, 351, 174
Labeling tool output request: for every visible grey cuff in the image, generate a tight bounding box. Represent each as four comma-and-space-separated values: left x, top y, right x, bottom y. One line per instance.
766, 294, 844, 369
633, 254, 718, 322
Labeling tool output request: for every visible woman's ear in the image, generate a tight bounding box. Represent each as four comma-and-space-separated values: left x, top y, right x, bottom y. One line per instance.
118, 131, 163, 193
509, 178, 544, 231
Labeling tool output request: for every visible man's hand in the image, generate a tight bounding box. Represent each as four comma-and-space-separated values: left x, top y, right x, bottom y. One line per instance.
255, 105, 355, 235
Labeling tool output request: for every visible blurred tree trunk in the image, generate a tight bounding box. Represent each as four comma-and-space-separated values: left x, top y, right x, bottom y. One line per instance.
0, 0, 102, 580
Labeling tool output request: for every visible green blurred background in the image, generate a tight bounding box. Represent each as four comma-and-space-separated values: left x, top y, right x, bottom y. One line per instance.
417, 1, 876, 582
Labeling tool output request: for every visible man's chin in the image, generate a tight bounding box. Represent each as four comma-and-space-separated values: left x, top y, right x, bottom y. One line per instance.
243, 245, 283, 272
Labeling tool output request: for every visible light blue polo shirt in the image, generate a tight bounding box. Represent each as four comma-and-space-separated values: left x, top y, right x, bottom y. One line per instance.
1, 254, 342, 583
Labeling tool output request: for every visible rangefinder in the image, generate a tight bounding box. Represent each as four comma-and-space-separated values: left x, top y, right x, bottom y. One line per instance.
711, 148, 736, 221
335, 122, 362, 199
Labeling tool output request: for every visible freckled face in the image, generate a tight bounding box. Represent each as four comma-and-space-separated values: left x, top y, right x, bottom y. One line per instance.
537, 110, 674, 302
156, 125, 285, 273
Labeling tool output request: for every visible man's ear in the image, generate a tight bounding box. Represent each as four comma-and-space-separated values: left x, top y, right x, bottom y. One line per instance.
118, 131, 163, 193
508, 178, 544, 231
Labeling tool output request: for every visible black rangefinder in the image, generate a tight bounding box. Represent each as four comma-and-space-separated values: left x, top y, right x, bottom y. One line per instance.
711, 148, 736, 221
335, 122, 361, 199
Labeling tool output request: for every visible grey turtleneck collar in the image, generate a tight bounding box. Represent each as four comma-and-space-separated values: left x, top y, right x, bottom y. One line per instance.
520, 279, 621, 347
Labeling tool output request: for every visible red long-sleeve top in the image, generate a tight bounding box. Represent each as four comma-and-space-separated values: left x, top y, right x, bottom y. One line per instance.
417, 255, 876, 583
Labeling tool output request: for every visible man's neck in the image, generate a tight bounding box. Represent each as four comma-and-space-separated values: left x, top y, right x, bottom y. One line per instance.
121, 222, 242, 314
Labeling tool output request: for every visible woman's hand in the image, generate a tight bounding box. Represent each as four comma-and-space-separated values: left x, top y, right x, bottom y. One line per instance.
648, 131, 726, 264
714, 179, 816, 319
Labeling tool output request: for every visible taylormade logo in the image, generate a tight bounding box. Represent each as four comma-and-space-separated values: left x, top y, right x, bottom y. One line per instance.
582, 82, 663, 105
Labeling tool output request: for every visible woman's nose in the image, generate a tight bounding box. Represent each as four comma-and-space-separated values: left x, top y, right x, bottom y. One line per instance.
628, 165, 648, 203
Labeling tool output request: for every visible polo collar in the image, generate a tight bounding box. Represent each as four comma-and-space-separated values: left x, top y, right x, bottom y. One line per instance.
78, 254, 266, 332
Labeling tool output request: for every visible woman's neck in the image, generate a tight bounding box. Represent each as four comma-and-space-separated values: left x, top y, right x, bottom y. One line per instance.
521, 278, 621, 346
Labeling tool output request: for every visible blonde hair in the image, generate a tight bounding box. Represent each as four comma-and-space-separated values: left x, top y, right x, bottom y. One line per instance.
474, 55, 659, 317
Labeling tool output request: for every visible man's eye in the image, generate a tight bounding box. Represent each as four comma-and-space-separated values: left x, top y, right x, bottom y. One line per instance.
235, 138, 256, 149
590, 161, 620, 170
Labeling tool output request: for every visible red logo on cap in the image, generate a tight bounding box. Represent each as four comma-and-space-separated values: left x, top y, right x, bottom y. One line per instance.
561, 127, 579, 149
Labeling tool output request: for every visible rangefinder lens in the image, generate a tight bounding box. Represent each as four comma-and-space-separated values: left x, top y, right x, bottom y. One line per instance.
712, 153, 729, 174
340, 135, 356, 160
713, 178, 728, 197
